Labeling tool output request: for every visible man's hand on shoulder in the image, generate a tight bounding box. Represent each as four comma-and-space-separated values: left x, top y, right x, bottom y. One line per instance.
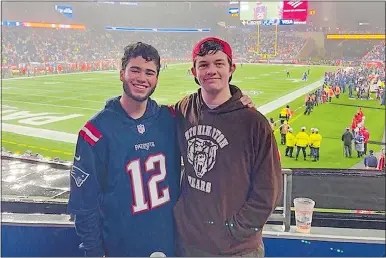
240, 94, 256, 109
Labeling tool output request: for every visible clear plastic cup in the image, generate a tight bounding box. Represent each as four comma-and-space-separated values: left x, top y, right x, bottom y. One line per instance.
294, 197, 315, 233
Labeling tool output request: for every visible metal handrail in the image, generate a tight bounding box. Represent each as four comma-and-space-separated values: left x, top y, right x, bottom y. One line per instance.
2, 154, 295, 231
267, 169, 293, 232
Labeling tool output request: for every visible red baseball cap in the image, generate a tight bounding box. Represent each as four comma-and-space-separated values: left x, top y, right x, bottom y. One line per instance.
192, 37, 232, 62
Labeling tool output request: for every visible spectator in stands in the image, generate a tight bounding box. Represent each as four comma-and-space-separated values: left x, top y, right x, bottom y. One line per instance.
363, 43, 385, 62
174, 36, 282, 257
67, 42, 181, 257
364, 150, 378, 169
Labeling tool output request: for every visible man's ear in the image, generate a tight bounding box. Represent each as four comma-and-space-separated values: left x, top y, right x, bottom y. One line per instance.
120, 69, 124, 82
230, 63, 236, 74
191, 67, 196, 77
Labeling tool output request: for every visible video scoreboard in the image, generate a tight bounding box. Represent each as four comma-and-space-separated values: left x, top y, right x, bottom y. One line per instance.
228, 1, 309, 25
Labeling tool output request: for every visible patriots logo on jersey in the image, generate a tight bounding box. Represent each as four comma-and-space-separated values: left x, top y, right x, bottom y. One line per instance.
71, 165, 90, 187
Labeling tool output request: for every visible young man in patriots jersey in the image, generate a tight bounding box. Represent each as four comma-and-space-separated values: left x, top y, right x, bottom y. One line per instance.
67, 42, 181, 257
173, 37, 282, 257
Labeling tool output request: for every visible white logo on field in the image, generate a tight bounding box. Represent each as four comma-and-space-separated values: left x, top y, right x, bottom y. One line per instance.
1, 107, 83, 126
287, 1, 302, 8
244, 90, 264, 96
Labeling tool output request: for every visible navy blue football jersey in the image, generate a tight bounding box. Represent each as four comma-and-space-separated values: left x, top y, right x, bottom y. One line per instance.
68, 97, 181, 257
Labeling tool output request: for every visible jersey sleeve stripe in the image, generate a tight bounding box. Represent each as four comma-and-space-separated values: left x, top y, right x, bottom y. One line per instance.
79, 122, 102, 146
80, 129, 98, 146
85, 122, 102, 138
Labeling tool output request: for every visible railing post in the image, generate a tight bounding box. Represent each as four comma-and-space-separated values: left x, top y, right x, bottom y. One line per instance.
282, 169, 293, 232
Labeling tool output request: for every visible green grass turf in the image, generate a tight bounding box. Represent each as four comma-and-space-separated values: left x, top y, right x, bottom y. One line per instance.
1, 64, 331, 133
3, 63, 384, 170
1, 131, 75, 160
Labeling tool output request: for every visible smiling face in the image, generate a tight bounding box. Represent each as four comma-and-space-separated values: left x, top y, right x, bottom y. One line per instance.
120, 56, 158, 102
191, 50, 235, 94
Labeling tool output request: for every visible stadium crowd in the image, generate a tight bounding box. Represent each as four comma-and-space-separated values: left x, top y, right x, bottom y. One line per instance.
362, 43, 385, 61
2, 27, 310, 69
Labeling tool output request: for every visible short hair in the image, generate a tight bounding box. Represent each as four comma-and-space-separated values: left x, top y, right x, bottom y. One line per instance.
193, 40, 233, 84
121, 42, 160, 75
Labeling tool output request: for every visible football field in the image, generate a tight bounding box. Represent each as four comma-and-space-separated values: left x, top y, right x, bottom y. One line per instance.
2, 63, 384, 168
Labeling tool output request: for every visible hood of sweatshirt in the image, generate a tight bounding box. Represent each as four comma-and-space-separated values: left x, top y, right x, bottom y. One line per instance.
196, 84, 247, 116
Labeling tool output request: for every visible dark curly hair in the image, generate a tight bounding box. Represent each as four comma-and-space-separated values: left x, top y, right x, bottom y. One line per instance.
121, 42, 161, 75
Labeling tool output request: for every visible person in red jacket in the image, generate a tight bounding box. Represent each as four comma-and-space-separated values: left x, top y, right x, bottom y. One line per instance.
351, 117, 357, 135
360, 126, 370, 155
357, 107, 364, 120
378, 148, 385, 171
354, 113, 362, 125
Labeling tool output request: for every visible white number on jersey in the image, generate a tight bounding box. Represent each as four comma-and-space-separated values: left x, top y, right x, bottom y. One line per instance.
126, 154, 170, 214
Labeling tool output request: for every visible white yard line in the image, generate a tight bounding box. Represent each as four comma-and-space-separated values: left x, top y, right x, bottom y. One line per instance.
2, 99, 100, 111
257, 79, 323, 115
3, 88, 67, 94
2, 123, 78, 143
4, 86, 119, 95
3, 92, 103, 104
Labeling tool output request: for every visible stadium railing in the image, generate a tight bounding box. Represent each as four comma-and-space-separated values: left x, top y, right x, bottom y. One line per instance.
1, 152, 385, 231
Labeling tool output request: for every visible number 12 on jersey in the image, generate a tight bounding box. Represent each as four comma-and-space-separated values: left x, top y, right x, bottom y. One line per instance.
126, 154, 170, 214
